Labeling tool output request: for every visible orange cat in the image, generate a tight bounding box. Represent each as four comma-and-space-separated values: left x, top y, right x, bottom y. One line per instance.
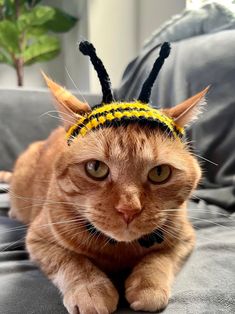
9, 42, 208, 314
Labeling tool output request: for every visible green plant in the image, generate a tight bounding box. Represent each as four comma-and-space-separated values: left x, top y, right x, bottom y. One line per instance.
0, 0, 78, 86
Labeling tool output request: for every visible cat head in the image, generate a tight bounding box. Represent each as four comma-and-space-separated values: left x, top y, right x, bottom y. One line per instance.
43, 41, 208, 242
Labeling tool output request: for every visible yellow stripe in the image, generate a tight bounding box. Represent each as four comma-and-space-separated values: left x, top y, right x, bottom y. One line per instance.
66, 101, 184, 139
67, 115, 87, 138
89, 101, 183, 131
90, 101, 150, 116
67, 111, 184, 139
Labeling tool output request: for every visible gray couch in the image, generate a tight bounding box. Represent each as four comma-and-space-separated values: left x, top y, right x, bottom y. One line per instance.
0, 3, 235, 314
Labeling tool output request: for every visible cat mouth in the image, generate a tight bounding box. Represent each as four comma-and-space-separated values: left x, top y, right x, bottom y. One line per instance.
84, 220, 164, 248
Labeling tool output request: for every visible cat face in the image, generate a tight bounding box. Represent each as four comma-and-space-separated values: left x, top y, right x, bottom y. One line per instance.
55, 124, 201, 242
43, 75, 207, 243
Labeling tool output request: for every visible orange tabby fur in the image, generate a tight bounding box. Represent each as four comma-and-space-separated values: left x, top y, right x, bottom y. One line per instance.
9, 82, 207, 314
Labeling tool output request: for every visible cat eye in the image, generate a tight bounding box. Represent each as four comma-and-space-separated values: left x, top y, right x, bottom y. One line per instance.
85, 160, 109, 180
148, 164, 171, 184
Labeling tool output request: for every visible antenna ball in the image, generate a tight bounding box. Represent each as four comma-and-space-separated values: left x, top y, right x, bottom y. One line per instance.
79, 41, 96, 56
159, 42, 171, 59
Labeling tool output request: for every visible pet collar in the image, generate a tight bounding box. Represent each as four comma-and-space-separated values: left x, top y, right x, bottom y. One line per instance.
67, 41, 184, 145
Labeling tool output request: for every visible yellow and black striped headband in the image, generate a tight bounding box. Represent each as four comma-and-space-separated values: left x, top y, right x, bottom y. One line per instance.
67, 41, 184, 144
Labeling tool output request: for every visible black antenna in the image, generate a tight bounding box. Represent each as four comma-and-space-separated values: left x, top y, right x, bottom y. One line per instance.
138, 42, 171, 103
79, 41, 114, 104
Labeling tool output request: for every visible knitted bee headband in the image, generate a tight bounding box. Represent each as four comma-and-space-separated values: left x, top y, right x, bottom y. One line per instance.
65, 41, 184, 145
43, 41, 209, 145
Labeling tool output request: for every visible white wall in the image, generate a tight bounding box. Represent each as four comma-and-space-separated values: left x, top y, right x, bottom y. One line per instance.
87, 0, 138, 93
61, 0, 90, 91
0, 0, 186, 91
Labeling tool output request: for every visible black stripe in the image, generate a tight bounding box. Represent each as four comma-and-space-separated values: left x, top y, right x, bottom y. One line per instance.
68, 116, 183, 142
90, 106, 151, 121
70, 107, 154, 136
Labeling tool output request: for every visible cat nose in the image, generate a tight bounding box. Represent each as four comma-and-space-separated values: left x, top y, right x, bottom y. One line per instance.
115, 206, 142, 224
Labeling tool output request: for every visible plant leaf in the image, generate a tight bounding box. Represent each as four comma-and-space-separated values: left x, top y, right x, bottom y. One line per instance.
0, 47, 13, 65
17, 5, 55, 31
23, 35, 60, 65
25, 50, 59, 65
44, 7, 78, 33
25, 26, 47, 38
0, 20, 19, 53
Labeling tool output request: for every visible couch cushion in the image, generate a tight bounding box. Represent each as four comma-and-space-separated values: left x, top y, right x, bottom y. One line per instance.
0, 88, 100, 171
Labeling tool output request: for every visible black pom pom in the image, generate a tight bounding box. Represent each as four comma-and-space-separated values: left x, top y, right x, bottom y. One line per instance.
79, 41, 96, 56
159, 42, 171, 59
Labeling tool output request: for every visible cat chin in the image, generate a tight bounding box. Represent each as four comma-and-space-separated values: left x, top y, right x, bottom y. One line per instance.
107, 229, 140, 243
98, 225, 149, 243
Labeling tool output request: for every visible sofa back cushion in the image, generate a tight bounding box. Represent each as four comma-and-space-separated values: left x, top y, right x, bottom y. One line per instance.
0, 88, 99, 171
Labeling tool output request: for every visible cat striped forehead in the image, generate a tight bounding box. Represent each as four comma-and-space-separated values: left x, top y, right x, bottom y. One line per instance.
66, 101, 184, 144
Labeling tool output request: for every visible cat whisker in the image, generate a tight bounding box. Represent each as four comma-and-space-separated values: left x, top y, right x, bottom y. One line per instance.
41, 113, 75, 125
163, 208, 231, 218
191, 153, 218, 166
161, 223, 233, 245
65, 66, 88, 104
158, 226, 192, 247
182, 216, 231, 230
0, 225, 28, 234
0, 235, 26, 253
0, 218, 87, 235
40, 110, 76, 122
163, 212, 232, 230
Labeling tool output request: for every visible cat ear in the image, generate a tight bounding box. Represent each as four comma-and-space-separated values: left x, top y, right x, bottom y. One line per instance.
42, 72, 91, 131
164, 87, 210, 127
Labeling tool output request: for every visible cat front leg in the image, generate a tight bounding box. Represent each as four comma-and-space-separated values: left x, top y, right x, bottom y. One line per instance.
61, 259, 119, 314
125, 253, 173, 311
26, 229, 119, 314
125, 232, 195, 312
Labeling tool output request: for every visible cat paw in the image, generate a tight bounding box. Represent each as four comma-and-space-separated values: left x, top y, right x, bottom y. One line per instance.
125, 276, 170, 312
63, 281, 119, 314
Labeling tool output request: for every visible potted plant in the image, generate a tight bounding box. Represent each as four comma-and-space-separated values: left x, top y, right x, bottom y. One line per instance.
0, 0, 78, 86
